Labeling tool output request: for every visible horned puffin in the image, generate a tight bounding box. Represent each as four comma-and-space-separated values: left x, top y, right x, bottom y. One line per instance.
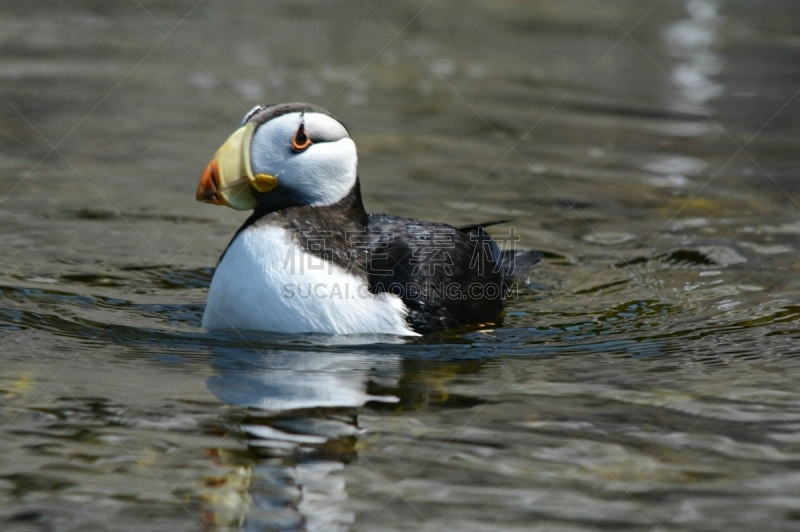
196, 103, 540, 336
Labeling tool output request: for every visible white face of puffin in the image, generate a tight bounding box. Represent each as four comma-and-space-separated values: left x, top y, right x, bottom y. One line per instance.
196, 105, 357, 210
250, 111, 356, 207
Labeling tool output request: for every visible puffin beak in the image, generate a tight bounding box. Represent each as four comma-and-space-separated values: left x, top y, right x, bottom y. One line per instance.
196, 123, 279, 211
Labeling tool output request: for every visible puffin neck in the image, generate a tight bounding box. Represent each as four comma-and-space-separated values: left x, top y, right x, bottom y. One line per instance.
252, 177, 368, 229
216, 178, 369, 267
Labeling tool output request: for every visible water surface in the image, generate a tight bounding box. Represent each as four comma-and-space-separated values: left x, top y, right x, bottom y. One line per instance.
1, 0, 800, 530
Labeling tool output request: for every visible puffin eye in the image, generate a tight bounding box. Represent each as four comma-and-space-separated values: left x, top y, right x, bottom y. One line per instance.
291, 124, 311, 152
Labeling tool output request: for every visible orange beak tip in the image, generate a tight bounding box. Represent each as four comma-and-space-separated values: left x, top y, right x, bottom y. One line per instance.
196, 160, 225, 205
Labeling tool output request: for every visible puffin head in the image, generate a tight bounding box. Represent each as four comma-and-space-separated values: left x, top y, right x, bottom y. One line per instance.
196, 103, 357, 211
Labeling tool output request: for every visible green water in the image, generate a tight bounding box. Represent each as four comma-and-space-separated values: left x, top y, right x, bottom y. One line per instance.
1, 0, 800, 530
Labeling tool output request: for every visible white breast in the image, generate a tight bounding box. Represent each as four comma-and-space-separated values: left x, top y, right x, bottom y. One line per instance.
202, 225, 418, 336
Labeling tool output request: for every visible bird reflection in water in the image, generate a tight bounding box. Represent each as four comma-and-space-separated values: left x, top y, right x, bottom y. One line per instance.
195, 346, 401, 531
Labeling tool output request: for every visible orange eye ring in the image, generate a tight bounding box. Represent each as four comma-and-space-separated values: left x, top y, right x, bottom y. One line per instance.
291, 125, 311, 152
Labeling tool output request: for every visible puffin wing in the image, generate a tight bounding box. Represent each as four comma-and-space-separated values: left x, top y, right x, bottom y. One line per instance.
457, 220, 542, 282
364, 214, 506, 333
455, 219, 511, 233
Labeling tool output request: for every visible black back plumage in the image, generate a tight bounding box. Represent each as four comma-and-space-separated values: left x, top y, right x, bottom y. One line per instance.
364, 215, 504, 333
